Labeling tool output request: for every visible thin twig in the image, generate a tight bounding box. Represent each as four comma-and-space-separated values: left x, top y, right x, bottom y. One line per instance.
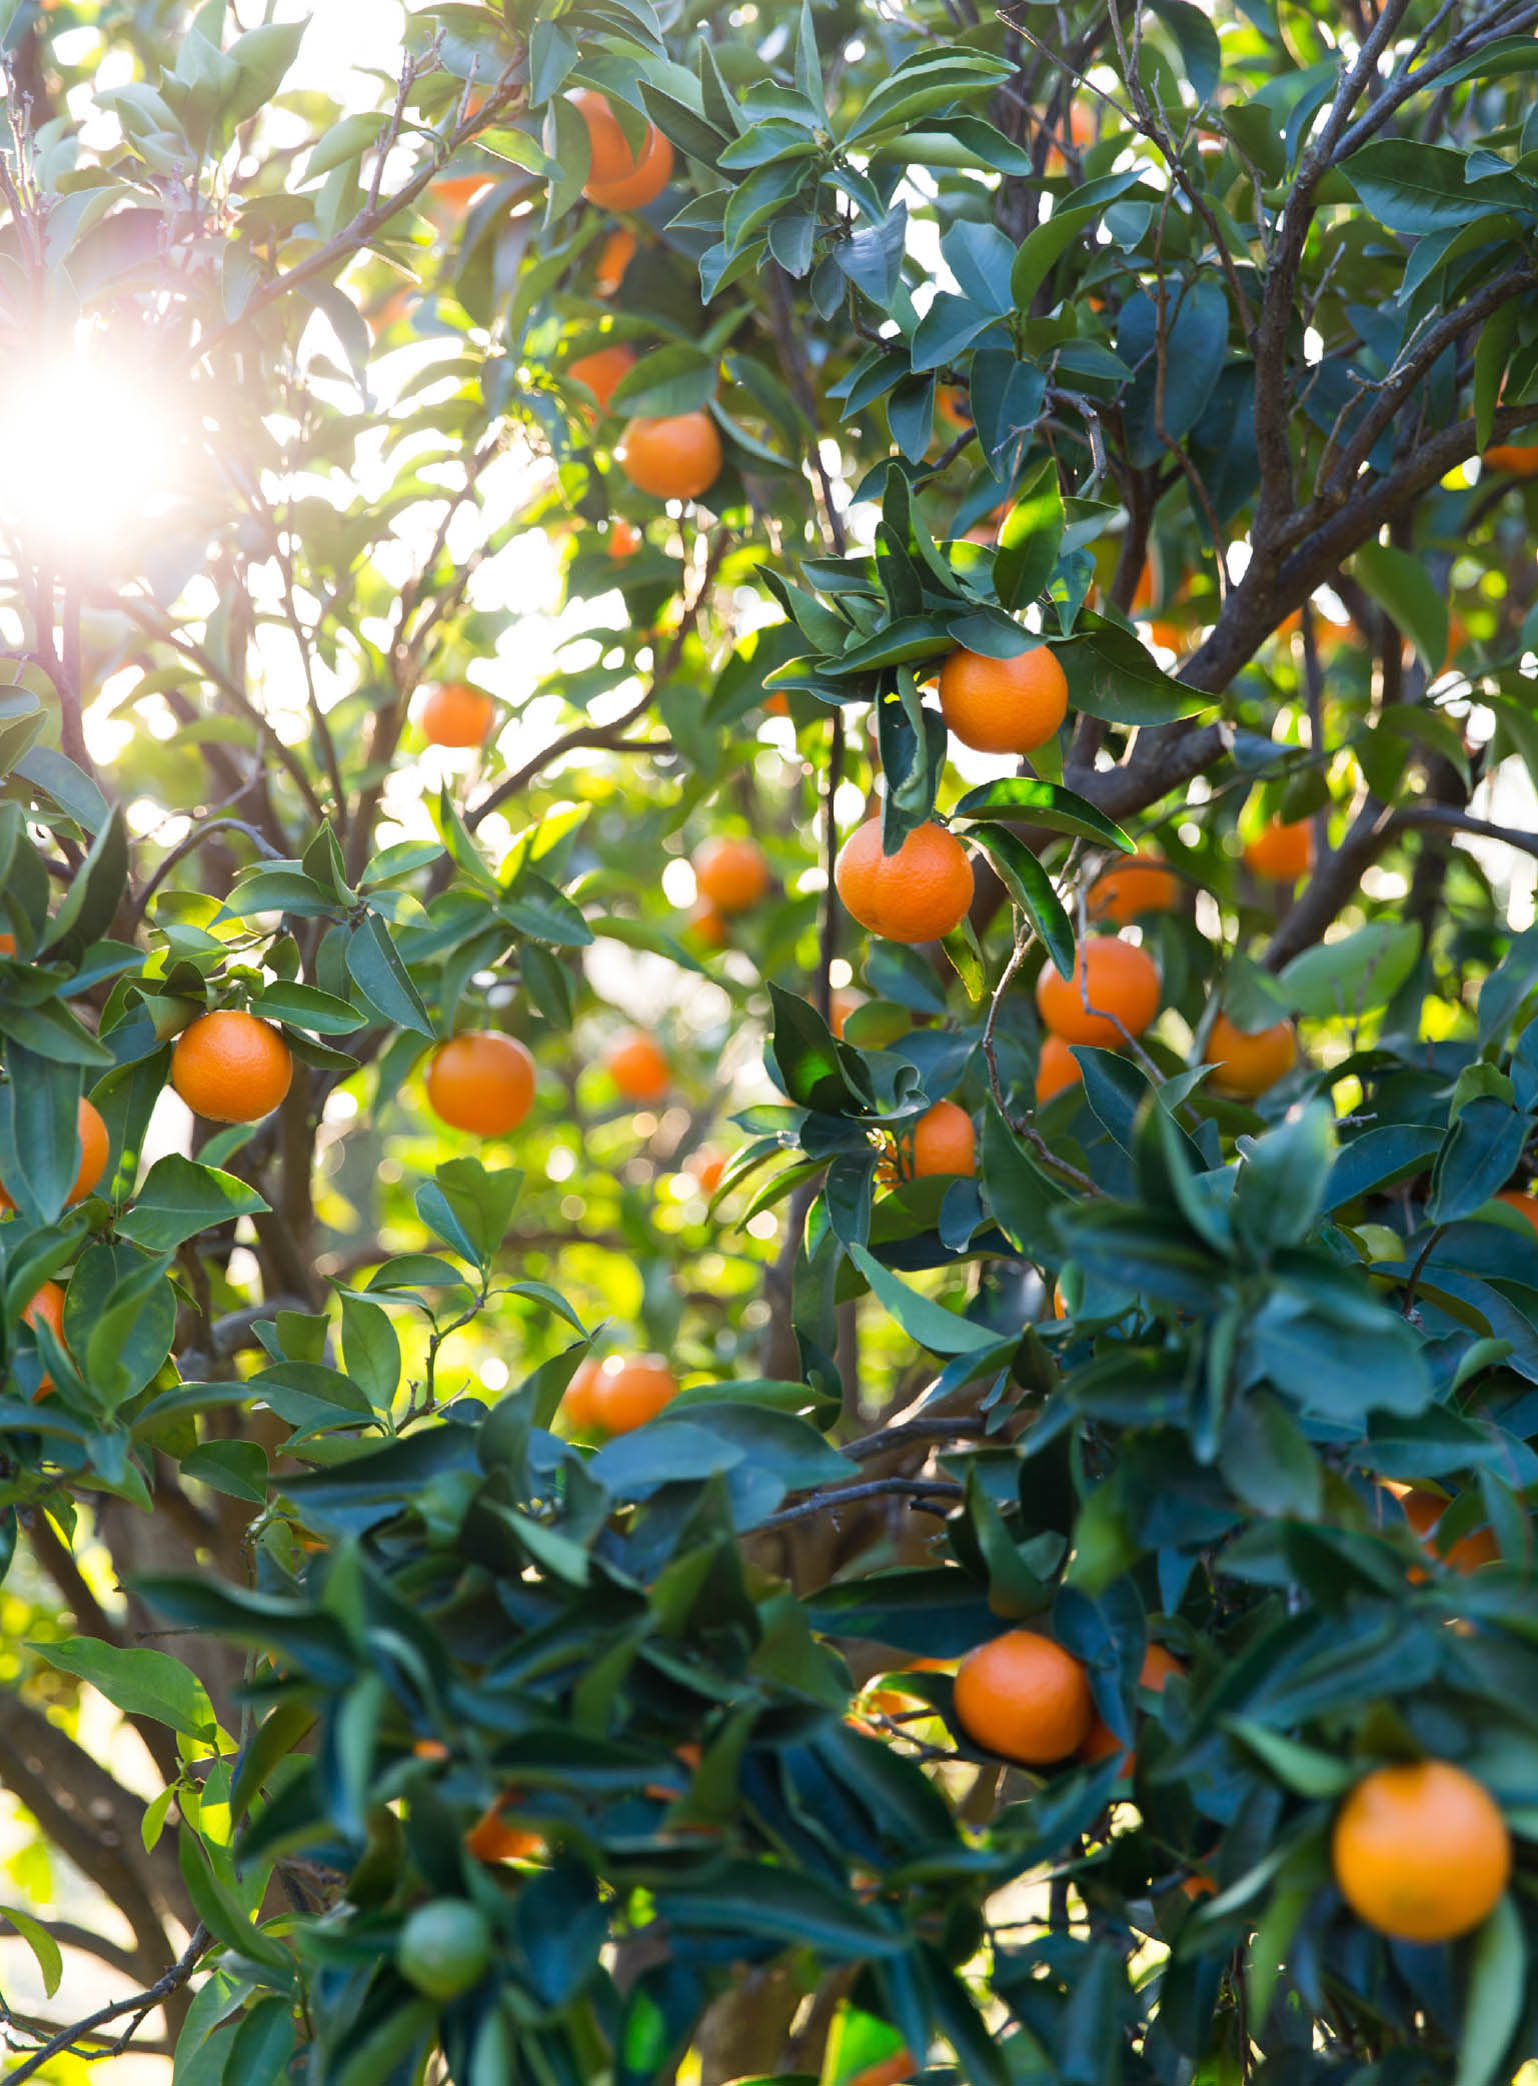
757, 1477, 963, 1532
2, 1927, 208, 2084
129, 816, 283, 928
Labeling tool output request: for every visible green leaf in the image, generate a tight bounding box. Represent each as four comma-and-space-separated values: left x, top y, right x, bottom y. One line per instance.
181, 1439, 269, 1504
1475, 302, 1519, 454
0, 1044, 83, 1222
1219, 1391, 1322, 1518
116, 1154, 269, 1252
1278, 920, 1421, 1021
637, 80, 729, 167
845, 1241, 999, 1354
1008, 176, 1141, 311
307, 111, 386, 179
1456, 1894, 1525, 2086
1233, 1102, 1336, 1250
226, 1995, 298, 2086
0, 1905, 62, 1996
991, 458, 1065, 613
1119, 279, 1229, 467
968, 822, 1073, 977
32, 1635, 217, 1739
82, 1251, 178, 1412
651, 1401, 852, 1489
608, 343, 718, 419
252, 981, 365, 1034
497, 871, 592, 947
16, 746, 108, 833
0, 997, 113, 1068
345, 913, 434, 1034
952, 778, 1131, 851
339, 1292, 401, 1411
1250, 1292, 1435, 1420
177, 1829, 289, 1969
418, 1157, 521, 1270
767, 981, 870, 1116
656, 1860, 904, 1956
1344, 139, 1538, 234
41, 804, 129, 956
1352, 539, 1448, 674
1054, 620, 1210, 726
1429, 1096, 1531, 1227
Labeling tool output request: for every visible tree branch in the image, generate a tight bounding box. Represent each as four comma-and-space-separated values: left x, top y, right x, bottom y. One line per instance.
0, 1926, 207, 2085
466, 527, 730, 829
757, 1476, 964, 1533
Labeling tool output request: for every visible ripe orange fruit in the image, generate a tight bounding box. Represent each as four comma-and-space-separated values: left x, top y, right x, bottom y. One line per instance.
617, 412, 723, 501
171, 1011, 293, 1124
434, 170, 493, 209
595, 227, 636, 296
1387, 1483, 1500, 1574
23, 1279, 66, 1398
936, 644, 1068, 755
1483, 443, 1538, 477
412, 1737, 451, 1761
1244, 818, 1313, 882
692, 837, 770, 914
897, 1099, 976, 1179
846, 2052, 915, 2086
1035, 939, 1160, 1048
606, 1030, 670, 1103
1497, 1188, 1538, 1231
686, 901, 729, 949
465, 1797, 541, 1863
589, 1355, 678, 1433
952, 1631, 1094, 1766
607, 518, 642, 560
829, 989, 860, 1039
835, 818, 974, 944
1045, 99, 1095, 175
937, 385, 970, 431
570, 90, 674, 210
1088, 854, 1179, 924
420, 682, 495, 749
569, 341, 635, 411
1036, 1033, 1082, 1103
425, 1031, 536, 1135
0, 1097, 110, 1212
1080, 1642, 1183, 1773
561, 1356, 603, 1434
1332, 1761, 1509, 1942
687, 1146, 726, 1195
0, 933, 15, 955
1203, 1013, 1297, 1098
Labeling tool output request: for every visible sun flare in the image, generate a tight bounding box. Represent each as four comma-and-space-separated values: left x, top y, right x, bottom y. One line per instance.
0, 339, 188, 565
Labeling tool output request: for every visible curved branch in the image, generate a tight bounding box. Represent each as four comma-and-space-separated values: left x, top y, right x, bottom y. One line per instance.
0, 1926, 207, 2086
757, 1476, 964, 1533
466, 527, 730, 830
129, 817, 283, 929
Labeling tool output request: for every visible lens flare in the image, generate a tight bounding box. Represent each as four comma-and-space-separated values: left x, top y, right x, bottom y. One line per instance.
0, 339, 188, 564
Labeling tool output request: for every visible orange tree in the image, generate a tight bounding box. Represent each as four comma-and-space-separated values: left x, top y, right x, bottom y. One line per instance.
5, 0, 1538, 2081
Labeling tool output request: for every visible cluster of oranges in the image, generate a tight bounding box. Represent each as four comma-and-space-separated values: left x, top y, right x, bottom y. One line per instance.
949, 1626, 1511, 1945
687, 835, 773, 946
563, 93, 724, 507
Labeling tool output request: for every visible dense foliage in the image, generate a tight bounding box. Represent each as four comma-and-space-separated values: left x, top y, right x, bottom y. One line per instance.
6, 0, 1538, 2082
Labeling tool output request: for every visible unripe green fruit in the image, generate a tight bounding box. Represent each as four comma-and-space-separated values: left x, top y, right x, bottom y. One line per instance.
396, 1900, 492, 2002
1352, 1224, 1405, 1265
